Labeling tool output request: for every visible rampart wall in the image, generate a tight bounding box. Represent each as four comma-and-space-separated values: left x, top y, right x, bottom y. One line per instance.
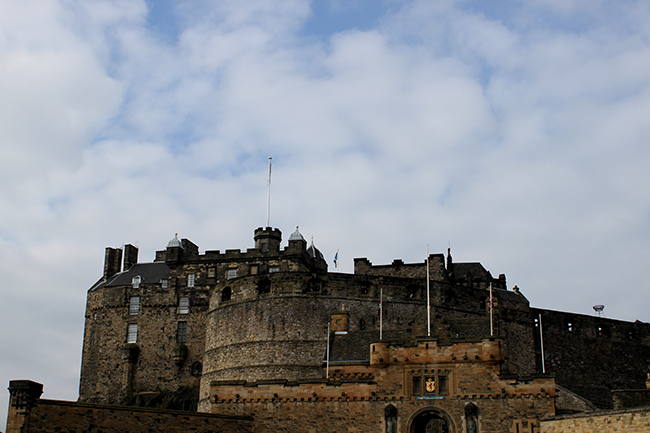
6, 381, 252, 433
531, 308, 650, 408
540, 406, 650, 433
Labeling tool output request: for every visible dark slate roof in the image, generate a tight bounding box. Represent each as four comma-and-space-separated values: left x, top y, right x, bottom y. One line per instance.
452, 262, 489, 280
307, 244, 324, 260
103, 262, 171, 288
329, 330, 409, 362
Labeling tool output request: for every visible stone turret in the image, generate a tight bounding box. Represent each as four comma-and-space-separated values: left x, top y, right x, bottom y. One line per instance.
254, 227, 282, 252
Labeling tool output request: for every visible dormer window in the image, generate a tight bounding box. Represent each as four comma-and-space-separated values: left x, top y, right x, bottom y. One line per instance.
187, 274, 195, 287
132, 276, 141, 288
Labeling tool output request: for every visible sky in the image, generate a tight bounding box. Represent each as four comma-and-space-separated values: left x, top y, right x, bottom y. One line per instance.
2, 0, 650, 425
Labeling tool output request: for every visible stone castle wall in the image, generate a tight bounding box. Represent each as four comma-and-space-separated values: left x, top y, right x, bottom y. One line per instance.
79, 266, 209, 408
6, 381, 252, 433
531, 308, 650, 408
540, 406, 650, 433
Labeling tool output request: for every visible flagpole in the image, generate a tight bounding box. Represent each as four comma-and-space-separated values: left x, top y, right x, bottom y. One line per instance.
539, 313, 546, 373
380, 288, 383, 341
426, 245, 431, 337
326, 321, 330, 378
489, 283, 493, 336
266, 157, 272, 227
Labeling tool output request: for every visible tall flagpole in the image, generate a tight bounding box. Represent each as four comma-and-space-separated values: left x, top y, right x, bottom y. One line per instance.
426, 245, 431, 337
489, 283, 494, 336
379, 288, 383, 340
266, 157, 272, 227
539, 313, 546, 373
326, 321, 330, 378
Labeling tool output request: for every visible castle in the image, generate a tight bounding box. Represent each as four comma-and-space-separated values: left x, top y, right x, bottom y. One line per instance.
7, 225, 650, 432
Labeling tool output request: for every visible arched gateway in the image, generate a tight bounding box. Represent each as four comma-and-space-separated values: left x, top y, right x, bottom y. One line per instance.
408, 407, 455, 433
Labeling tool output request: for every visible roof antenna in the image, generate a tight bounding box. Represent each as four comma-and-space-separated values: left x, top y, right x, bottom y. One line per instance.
593, 305, 605, 318
266, 156, 272, 227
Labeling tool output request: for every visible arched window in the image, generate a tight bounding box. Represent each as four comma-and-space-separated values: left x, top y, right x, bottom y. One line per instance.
384, 405, 397, 433
465, 403, 478, 433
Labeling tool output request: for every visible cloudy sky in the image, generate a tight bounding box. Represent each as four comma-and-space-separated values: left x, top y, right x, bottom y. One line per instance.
3, 0, 650, 423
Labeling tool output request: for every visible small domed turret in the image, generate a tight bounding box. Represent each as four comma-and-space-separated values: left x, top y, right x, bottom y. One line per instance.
167, 233, 183, 249
289, 226, 305, 242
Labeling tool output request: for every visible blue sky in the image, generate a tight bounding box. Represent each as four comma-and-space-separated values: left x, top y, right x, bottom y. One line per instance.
2, 0, 650, 426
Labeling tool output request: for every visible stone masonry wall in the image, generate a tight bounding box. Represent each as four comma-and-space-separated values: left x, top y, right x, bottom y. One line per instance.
79, 276, 209, 407
540, 406, 650, 433
532, 308, 650, 408
8, 399, 253, 433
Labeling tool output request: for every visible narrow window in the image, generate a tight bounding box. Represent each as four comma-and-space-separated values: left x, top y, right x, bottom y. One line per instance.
127, 324, 138, 343
439, 375, 449, 395
412, 376, 422, 396
132, 275, 141, 288
129, 296, 140, 315
567, 322, 572, 332
178, 297, 189, 314
187, 274, 195, 287
221, 287, 232, 302
90, 330, 97, 347
227, 269, 238, 280
177, 321, 187, 343
161, 279, 168, 288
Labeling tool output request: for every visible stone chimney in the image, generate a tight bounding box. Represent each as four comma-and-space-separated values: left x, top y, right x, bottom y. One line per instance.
123, 244, 138, 271
103, 247, 122, 280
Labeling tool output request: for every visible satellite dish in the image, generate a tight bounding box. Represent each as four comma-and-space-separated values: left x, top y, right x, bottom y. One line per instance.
593, 305, 605, 317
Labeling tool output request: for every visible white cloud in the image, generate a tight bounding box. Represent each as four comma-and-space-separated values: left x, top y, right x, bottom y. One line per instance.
3, 0, 650, 426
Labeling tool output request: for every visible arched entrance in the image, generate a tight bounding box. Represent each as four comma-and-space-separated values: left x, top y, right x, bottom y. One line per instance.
409, 407, 454, 433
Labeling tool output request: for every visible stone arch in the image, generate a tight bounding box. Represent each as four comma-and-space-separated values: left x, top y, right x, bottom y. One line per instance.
464, 403, 478, 433
408, 407, 455, 433
385, 404, 397, 433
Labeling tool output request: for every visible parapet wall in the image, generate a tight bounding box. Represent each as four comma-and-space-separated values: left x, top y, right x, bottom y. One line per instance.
6, 380, 253, 433
540, 406, 650, 433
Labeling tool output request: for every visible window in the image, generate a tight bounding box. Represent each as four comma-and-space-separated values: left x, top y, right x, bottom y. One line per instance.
161, 279, 168, 288
179, 297, 189, 314
177, 321, 187, 343
269, 266, 279, 273
412, 376, 422, 396
129, 296, 140, 315
127, 324, 138, 343
227, 269, 238, 280
438, 375, 449, 395
132, 275, 141, 288
221, 287, 232, 302
187, 274, 195, 287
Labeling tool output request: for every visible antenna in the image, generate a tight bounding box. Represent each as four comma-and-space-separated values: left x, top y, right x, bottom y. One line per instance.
593, 305, 605, 317
266, 157, 272, 227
